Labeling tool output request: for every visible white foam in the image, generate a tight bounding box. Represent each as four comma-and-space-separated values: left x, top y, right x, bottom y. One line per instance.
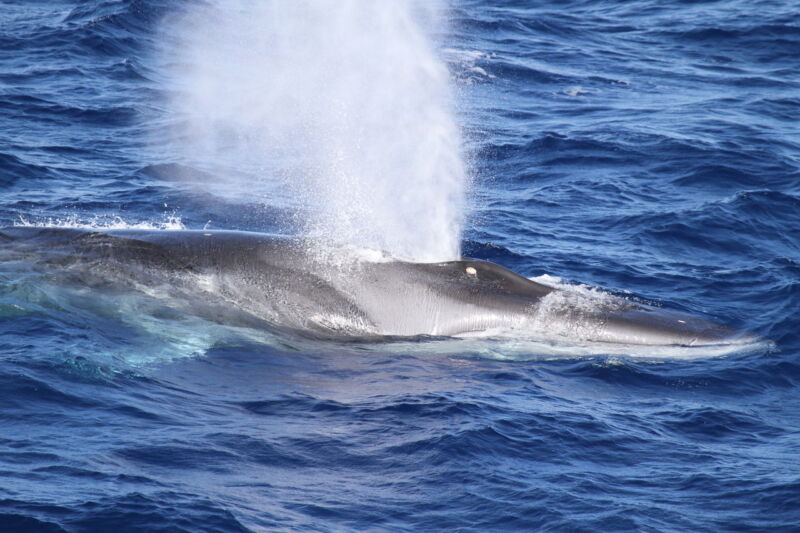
530, 274, 628, 311
15, 214, 185, 231
441, 48, 496, 85
391, 332, 774, 362
563, 86, 590, 97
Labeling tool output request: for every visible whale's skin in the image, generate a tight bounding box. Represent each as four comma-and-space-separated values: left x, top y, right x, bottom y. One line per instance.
0, 227, 751, 346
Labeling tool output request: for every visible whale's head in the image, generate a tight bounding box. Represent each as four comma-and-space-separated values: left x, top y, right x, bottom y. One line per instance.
368, 258, 759, 347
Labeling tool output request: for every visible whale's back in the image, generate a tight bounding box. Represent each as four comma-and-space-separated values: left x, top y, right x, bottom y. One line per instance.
0, 227, 756, 346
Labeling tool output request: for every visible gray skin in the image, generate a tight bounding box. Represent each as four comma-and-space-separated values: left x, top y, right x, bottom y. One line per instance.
0, 227, 753, 346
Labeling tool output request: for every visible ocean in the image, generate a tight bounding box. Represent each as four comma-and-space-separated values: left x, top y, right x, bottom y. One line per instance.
1, 0, 799, 531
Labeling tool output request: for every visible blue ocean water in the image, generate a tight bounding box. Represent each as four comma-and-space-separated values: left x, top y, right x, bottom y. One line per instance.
1, 0, 799, 531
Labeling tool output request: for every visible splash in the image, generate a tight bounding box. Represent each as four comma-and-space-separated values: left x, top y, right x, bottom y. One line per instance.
14, 214, 185, 230
161, 0, 467, 261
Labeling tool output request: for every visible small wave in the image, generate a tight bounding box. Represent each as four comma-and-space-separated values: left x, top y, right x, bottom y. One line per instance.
14, 214, 186, 231
476, 336, 774, 362
441, 48, 496, 85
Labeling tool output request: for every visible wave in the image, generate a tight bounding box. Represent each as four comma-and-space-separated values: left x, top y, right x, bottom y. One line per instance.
14, 214, 186, 231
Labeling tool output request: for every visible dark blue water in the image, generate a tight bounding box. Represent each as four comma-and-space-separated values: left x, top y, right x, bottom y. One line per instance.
2, 1, 799, 531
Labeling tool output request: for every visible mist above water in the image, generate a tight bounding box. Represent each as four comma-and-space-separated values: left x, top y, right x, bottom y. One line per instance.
163, 0, 467, 261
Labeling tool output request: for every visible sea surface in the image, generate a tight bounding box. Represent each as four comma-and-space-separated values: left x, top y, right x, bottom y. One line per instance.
2, 1, 800, 531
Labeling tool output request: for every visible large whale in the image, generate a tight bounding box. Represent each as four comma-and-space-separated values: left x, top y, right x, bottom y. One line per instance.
0, 226, 754, 346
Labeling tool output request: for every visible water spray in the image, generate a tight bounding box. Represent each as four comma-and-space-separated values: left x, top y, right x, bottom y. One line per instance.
163, 0, 467, 262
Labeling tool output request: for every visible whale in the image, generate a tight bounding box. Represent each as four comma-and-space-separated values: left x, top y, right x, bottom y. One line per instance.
0, 226, 754, 346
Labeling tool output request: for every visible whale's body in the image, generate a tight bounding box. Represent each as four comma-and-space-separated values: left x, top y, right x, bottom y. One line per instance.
0, 227, 752, 346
